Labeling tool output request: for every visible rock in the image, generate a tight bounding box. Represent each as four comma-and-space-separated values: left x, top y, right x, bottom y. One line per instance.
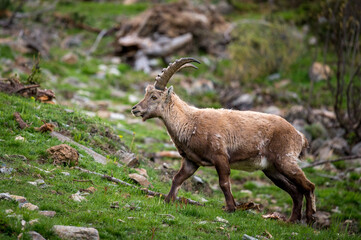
309, 62, 331, 82
128, 173, 151, 187
47, 144, 79, 166
28, 179, 46, 186
110, 112, 126, 121
61, 172, 70, 176
53, 225, 99, 240
313, 211, 331, 229
231, 93, 254, 110
215, 216, 229, 224
28, 231, 46, 240
0, 193, 27, 203
329, 137, 349, 155
115, 150, 138, 168
311, 138, 325, 154
0, 167, 14, 174
20, 203, 39, 211
62, 52, 78, 65
286, 106, 308, 123
117, 218, 125, 223
5, 209, 13, 214
267, 73, 280, 81
262, 105, 282, 116
181, 78, 214, 95
29, 219, 39, 225
192, 175, 204, 184
351, 142, 361, 156
39, 210, 56, 217
71, 192, 87, 202
15, 135, 25, 141
240, 190, 253, 196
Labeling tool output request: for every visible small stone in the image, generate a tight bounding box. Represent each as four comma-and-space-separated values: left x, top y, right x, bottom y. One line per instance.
117, 219, 125, 223
309, 62, 331, 82
0, 167, 14, 174
215, 216, 229, 224
21, 203, 39, 211
240, 190, 252, 195
39, 210, 56, 217
127, 217, 136, 220
71, 192, 87, 202
5, 209, 13, 214
28, 231, 46, 240
62, 52, 78, 65
61, 172, 70, 176
351, 142, 361, 156
53, 225, 99, 240
10, 194, 27, 203
29, 219, 39, 225
15, 135, 25, 141
115, 150, 139, 168
21, 220, 26, 227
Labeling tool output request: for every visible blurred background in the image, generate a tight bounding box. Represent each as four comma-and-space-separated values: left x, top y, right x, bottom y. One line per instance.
0, 0, 360, 236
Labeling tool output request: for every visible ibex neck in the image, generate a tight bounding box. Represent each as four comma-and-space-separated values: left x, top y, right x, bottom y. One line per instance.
160, 94, 196, 144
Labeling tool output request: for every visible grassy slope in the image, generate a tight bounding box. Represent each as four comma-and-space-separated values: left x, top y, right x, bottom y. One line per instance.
0, 93, 359, 240
0, 1, 360, 239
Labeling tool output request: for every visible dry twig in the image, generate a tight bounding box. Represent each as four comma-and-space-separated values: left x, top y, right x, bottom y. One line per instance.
13, 112, 29, 129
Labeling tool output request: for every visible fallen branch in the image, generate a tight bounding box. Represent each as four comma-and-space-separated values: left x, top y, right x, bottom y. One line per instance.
302, 155, 361, 169
75, 167, 204, 206
13, 112, 29, 129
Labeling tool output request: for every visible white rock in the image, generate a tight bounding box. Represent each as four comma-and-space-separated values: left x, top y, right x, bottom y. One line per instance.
61, 172, 70, 176
15, 135, 25, 141
5, 209, 13, 214
53, 225, 99, 240
71, 192, 87, 202
21, 203, 39, 211
215, 216, 229, 224
110, 112, 126, 120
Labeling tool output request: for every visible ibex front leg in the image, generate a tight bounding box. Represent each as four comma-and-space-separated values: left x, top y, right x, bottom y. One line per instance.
165, 159, 199, 203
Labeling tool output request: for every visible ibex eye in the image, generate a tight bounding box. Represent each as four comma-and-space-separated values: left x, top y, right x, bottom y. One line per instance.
151, 96, 157, 100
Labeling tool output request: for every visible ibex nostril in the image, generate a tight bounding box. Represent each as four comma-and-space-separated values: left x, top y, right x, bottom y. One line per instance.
132, 106, 137, 110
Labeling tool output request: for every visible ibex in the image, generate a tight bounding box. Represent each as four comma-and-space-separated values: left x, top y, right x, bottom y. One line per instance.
131, 58, 316, 223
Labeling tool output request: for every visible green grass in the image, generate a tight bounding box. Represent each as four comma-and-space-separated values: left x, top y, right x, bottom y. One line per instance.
0, 93, 360, 239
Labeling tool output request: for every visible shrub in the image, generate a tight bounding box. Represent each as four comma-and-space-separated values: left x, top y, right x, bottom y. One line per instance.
227, 21, 304, 84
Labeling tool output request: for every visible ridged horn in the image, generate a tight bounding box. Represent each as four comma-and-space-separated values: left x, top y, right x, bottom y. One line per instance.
154, 57, 200, 90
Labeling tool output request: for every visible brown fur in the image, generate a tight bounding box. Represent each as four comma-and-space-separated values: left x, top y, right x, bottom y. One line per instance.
132, 84, 316, 223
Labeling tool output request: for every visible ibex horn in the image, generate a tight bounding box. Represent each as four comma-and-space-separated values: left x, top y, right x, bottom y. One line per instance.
154, 57, 200, 90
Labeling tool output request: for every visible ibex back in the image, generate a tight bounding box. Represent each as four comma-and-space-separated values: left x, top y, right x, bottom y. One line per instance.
131, 58, 316, 223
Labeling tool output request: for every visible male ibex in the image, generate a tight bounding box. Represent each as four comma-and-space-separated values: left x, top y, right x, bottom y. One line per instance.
132, 58, 316, 223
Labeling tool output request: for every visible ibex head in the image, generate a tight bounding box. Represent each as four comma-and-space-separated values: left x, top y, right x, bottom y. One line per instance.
131, 58, 200, 121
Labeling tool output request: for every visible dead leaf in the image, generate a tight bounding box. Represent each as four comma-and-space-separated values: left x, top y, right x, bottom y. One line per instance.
34, 121, 55, 132
262, 212, 287, 221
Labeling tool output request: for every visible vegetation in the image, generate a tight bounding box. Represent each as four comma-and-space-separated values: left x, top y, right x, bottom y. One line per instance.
0, 0, 360, 239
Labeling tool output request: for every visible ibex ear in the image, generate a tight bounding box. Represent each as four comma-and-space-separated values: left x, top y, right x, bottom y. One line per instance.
165, 86, 173, 103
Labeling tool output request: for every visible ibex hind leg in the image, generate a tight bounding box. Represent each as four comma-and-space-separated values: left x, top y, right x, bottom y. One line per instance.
274, 158, 316, 224
263, 168, 303, 223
